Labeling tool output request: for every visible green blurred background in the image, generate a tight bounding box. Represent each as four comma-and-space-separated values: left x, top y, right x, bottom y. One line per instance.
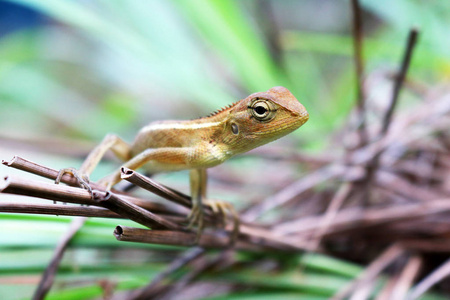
1, 0, 449, 148
1, 0, 450, 299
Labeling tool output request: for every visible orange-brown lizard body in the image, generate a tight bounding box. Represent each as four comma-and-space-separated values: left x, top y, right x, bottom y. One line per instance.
59, 86, 309, 242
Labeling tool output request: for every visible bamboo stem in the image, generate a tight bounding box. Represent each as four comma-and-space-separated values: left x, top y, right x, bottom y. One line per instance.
0, 176, 182, 230
94, 191, 182, 230
1, 175, 97, 205
121, 167, 191, 208
115, 226, 260, 252
2, 156, 186, 215
0, 202, 120, 218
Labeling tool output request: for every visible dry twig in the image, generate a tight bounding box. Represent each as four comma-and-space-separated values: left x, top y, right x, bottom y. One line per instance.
32, 217, 87, 300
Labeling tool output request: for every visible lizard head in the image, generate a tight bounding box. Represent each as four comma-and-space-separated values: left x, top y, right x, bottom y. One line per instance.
225, 86, 309, 153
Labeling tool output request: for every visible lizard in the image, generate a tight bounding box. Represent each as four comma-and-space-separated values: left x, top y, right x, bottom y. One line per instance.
57, 86, 309, 243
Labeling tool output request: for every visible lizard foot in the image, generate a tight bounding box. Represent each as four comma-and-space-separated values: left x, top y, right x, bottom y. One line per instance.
187, 200, 204, 244
55, 167, 93, 198
187, 199, 240, 245
207, 199, 240, 245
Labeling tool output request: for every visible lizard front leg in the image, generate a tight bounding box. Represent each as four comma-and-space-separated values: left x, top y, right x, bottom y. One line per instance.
188, 169, 240, 245
188, 168, 207, 243
96, 148, 210, 241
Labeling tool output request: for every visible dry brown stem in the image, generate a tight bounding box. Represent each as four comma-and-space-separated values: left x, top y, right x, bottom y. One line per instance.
121, 167, 191, 208
2, 156, 182, 214
0, 202, 120, 218
114, 226, 256, 251
350, 0, 368, 146
126, 247, 206, 299
332, 243, 405, 300
94, 191, 182, 230
274, 198, 450, 236
1, 157, 312, 252
408, 258, 450, 300
32, 217, 87, 300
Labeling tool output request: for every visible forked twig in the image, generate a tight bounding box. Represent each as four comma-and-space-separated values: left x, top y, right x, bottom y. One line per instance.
32, 217, 87, 300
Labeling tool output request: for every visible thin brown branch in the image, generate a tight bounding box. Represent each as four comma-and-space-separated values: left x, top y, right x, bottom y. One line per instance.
390, 255, 422, 300
308, 183, 352, 249
127, 247, 205, 300
376, 275, 399, 300
114, 226, 256, 251
407, 257, 450, 300
0, 202, 121, 218
1, 167, 311, 251
376, 171, 446, 201
0, 202, 187, 224
0, 175, 182, 230
113, 225, 310, 252
94, 191, 182, 230
157, 249, 234, 300
1, 175, 97, 206
3, 155, 80, 187
381, 28, 419, 136
351, 0, 368, 146
401, 240, 450, 253
242, 164, 358, 221
331, 243, 405, 300
32, 217, 87, 300
2, 156, 186, 215
274, 198, 450, 236
121, 167, 191, 208
363, 28, 420, 206
121, 167, 277, 230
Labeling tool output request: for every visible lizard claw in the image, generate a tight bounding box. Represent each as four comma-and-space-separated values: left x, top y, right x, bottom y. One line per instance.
187, 201, 204, 244
208, 200, 240, 245
187, 199, 240, 246
56, 167, 93, 199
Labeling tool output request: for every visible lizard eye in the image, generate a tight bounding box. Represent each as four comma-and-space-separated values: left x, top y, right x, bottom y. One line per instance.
249, 99, 276, 122
231, 123, 239, 135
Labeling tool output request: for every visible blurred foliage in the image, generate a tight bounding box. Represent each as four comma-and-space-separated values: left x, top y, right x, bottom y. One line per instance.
0, 0, 447, 143
1, 0, 450, 299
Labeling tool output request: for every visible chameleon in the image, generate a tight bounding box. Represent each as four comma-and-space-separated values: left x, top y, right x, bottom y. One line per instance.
57, 86, 309, 243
